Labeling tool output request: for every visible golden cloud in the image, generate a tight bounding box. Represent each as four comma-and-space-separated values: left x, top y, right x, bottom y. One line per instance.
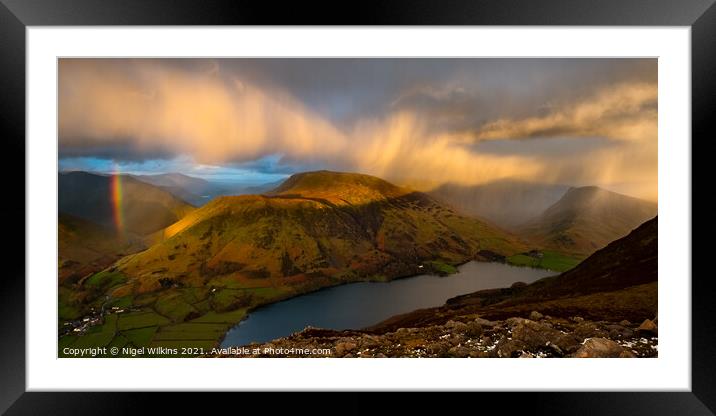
59, 60, 657, 200
473, 82, 657, 142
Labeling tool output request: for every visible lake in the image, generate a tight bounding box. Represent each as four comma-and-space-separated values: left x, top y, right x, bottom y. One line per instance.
220, 261, 554, 347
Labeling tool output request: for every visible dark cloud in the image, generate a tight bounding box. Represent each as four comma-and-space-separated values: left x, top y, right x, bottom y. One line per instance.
58, 58, 658, 200
58, 139, 176, 162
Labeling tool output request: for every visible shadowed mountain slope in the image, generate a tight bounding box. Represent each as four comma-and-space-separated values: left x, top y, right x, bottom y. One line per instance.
517, 186, 657, 256
429, 180, 569, 228
59, 171, 195, 235
58, 213, 145, 284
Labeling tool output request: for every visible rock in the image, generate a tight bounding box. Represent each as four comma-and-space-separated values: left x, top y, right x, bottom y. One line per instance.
511, 319, 563, 350
495, 338, 528, 358
335, 341, 357, 356
473, 317, 497, 327
464, 321, 483, 337
637, 319, 658, 335
448, 346, 470, 357
545, 341, 563, 356
553, 333, 584, 353
375, 353, 387, 358
505, 317, 529, 326
605, 324, 634, 339
606, 324, 624, 337
360, 336, 380, 348
572, 316, 584, 323
619, 350, 637, 358
529, 311, 544, 321
573, 338, 633, 358
510, 281, 527, 289
426, 341, 451, 355
343, 353, 354, 358
445, 320, 468, 331
573, 322, 608, 339
619, 320, 632, 327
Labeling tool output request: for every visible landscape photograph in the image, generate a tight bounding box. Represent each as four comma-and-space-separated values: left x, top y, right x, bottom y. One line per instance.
58, 58, 658, 358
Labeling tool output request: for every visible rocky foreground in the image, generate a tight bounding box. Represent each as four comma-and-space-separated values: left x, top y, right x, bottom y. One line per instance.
217, 314, 658, 358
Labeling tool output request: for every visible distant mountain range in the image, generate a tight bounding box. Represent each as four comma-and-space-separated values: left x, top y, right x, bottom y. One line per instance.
131, 173, 285, 206
59, 171, 195, 236
517, 186, 657, 256
429, 180, 570, 228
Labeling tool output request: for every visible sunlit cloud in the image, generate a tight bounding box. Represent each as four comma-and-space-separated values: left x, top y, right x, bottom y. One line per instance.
473, 82, 657, 142
58, 59, 657, 201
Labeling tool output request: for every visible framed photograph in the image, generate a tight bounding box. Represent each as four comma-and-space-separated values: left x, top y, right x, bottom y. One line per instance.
3, 0, 711, 413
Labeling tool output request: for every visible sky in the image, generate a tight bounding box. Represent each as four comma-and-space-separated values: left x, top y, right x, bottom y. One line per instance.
58, 58, 657, 200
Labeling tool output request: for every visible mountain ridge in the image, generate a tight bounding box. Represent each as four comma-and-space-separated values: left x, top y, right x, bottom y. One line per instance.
517, 186, 657, 256
59, 171, 195, 236
429, 180, 570, 228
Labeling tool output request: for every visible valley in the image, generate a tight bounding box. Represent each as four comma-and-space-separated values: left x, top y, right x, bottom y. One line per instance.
58, 170, 657, 357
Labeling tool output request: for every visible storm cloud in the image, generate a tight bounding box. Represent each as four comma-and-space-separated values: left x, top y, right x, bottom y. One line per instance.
59, 58, 657, 200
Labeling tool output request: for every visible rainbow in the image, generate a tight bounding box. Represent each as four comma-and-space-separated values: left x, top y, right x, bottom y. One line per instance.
111, 167, 125, 235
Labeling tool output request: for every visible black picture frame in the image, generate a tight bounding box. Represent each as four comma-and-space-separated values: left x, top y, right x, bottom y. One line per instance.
1, 0, 711, 414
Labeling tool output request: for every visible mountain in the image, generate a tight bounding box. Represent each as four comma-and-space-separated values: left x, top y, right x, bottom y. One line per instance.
117, 170, 527, 294
59, 171, 195, 236
133, 173, 287, 206
132, 173, 222, 206
239, 179, 286, 195
517, 186, 657, 256
370, 216, 658, 332
429, 180, 569, 228
58, 213, 145, 284
132, 172, 212, 193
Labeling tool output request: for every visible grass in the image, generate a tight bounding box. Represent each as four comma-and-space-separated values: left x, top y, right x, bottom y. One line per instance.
58, 335, 78, 349
245, 287, 288, 301
107, 295, 133, 309
189, 308, 247, 324
84, 270, 128, 291
58, 300, 83, 321
429, 260, 458, 275
153, 323, 228, 340
122, 326, 158, 346
210, 289, 249, 312
117, 311, 171, 330
58, 287, 86, 321
507, 250, 583, 272
108, 333, 130, 348
154, 294, 198, 322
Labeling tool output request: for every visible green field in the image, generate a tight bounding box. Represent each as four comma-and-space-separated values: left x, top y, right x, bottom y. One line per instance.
429, 260, 458, 275
507, 250, 583, 272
